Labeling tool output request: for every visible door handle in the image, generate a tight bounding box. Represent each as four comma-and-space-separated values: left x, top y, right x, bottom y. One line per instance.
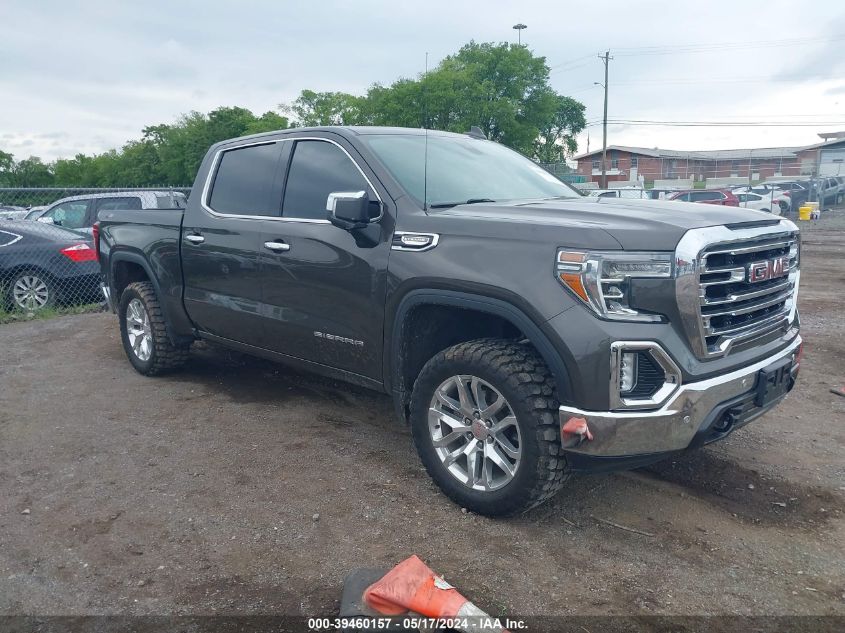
264, 241, 290, 252
184, 234, 205, 244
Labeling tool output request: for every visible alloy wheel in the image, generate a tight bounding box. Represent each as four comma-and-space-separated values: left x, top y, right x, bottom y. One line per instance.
428, 375, 522, 491
12, 275, 49, 310
126, 298, 153, 362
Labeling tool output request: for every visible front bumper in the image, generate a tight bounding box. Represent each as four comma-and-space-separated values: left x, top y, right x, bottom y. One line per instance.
559, 334, 801, 466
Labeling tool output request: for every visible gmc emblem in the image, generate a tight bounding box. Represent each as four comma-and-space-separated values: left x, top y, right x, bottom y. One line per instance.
747, 256, 790, 283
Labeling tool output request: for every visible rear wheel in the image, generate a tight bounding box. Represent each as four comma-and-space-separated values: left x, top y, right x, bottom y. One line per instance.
410, 338, 569, 516
7, 269, 55, 312
118, 281, 189, 375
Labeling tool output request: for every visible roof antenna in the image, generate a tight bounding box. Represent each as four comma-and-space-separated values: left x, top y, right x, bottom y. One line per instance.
423, 52, 429, 210
468, 126, 486, 139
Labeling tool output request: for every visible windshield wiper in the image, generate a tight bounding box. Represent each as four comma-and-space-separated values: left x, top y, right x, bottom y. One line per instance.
428, 198, 496, 209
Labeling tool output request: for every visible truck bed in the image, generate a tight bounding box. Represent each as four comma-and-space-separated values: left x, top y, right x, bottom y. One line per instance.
98, 207, 193, 342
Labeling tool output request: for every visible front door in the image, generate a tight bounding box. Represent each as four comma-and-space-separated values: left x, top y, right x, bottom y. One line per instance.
181, 140, 284, 346
258, 137, 392, 380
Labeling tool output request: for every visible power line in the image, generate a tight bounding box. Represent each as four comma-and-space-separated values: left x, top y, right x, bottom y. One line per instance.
612, 35, 845, 56
548, 53, 596, 71
548, 35, 845, 78
611, 75, 844, 86
583, 119, 845, 128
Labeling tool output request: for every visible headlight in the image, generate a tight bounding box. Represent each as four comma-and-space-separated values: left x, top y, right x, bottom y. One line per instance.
556, 249, 672, 322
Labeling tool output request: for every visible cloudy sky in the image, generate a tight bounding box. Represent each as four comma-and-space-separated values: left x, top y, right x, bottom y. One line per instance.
1, 0, 843, 162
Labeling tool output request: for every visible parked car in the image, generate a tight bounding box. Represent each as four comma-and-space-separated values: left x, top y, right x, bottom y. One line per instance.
818, 176, 844, 207
732, 192, 781, 215
96, 126, 801, 517
31, 191, 187, 235
668, 189, 740, 206
764, 180, 811, 212
586, 189, 648, 199
729, 187, 787, 214
0, 220, 100, 311
0, 207, 28, 221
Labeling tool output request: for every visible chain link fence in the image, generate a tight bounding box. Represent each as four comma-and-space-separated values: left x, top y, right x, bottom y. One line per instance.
0, 187, 189, 318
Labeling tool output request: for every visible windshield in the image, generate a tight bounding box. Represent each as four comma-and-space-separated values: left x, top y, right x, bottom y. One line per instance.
361, 133, 580, 208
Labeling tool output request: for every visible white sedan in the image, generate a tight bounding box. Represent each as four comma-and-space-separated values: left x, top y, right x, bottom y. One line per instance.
732, 190, 782, 215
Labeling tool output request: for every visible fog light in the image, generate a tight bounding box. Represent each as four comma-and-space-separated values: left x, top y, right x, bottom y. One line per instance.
619, 352, 638, 393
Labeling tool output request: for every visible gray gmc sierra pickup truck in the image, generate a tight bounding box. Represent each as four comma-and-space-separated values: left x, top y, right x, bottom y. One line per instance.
96, 126, 802, 516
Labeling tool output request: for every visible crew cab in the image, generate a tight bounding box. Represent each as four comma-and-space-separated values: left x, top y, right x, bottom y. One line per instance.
96, 127, 801, 516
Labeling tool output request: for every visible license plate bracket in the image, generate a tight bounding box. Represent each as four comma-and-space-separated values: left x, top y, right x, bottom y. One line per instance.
755, 358, 792, 407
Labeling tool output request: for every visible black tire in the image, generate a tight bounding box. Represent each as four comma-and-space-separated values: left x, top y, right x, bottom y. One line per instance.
118, 281, 190, 375
409, 338, 569, 516
6, 268, 56, 312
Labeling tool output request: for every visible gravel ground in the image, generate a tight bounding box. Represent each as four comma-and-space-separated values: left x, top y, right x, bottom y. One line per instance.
1, 211, 844, 631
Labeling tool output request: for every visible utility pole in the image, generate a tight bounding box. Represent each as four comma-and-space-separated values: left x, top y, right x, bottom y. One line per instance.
598, 51, 612, 188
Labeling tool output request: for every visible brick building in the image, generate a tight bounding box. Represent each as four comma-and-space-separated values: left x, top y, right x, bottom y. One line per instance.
574, 145, 804, 185
574, 134, 845, 186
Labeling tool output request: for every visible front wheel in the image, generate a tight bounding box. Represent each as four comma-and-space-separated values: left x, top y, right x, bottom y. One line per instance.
118, 281, 189, 375
410, 339, 569, 516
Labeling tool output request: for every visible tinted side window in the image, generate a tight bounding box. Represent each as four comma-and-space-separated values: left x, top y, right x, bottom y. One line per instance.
46, 200, 89, 229
209, 143, 282, 216
692, 191, 721, 201
282, 140, 369, 220
97, 197, 142, 211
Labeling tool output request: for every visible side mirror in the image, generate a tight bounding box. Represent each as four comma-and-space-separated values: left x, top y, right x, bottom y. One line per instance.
37, 216, 56, 225
327, 191, 373, 230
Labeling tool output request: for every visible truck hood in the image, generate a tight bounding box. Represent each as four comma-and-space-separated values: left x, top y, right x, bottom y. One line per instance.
431, 197, 781, 250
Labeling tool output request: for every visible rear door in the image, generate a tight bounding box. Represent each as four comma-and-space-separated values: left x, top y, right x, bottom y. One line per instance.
181, 141, 285, 346
257, 135, 392, 380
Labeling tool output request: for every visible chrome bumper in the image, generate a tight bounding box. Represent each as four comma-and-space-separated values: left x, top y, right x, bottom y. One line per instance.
559, 334, 801, 457
100, 282, 115, 312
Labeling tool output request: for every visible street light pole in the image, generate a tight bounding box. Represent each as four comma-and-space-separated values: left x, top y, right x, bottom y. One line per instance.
512, 23, 527, 45
598, 50, 612, 188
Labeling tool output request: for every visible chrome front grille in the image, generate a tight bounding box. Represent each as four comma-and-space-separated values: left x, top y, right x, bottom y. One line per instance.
698, 235, 798, 354
675, 222, 800, 359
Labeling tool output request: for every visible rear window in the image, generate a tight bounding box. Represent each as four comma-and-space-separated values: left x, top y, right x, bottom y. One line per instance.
155, 193, 187, 209
208, 143, 283, 215
97, 197, 142, 211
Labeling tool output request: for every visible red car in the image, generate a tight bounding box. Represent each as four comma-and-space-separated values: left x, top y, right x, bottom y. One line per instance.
668, 189, 740, 206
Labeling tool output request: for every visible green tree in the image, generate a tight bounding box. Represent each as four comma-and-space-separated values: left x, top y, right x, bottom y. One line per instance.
0, 150, 15, 186
294, 41, 586, 159
533, 95, 587, 163
1, 41, 586, 187
281, 90, 365, 126
54, 153, 97, 186
5, 156, 54, 187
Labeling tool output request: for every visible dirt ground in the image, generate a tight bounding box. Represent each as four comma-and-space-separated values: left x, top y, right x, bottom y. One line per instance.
1, 211, 844, 631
